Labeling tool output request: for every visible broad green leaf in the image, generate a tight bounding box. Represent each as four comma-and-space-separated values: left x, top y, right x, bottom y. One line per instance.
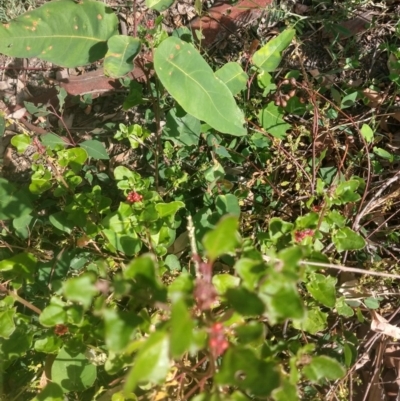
146, 0, 174, 11
34, 335, 63, 354
225, 288, 265, 316
154, 37, 246, 136
253, 29, 295, 72
49, 211, 75, 234
215, 62, 247, 95
234, 321, 265, 345
155, 201, 185, 218
333, 180, 361, 204
52, 347, 97, 392
332, 227, 365, 251
124, 331, 170, 393
0, 308, 15, 339
103, 309, 143, 352
0, 178, 34, 219
215, 194, 240, 216
294, 307, 327, 334
164, 107, 201, 146
57, 147, 88, 173
364, 297, 380, 309
234, 259, 266, 290
340, 91, 358, 109
0, 0, 118, 67
303, 356, 345, 382
104, 35, 141, 78
0, 252, 37, 278
12, 214, 33, 239
103, 229, 142, 256
361, 124, 374, 143
212, 274, 240, 295
11, 133, 31, 153
203, 215, 241, 262
0, 322, 33, 360
336, 296, 354, 317
32, 382, 64, 401
272, 379, 299, 401
170, 299, 194, 358
216, 347, 279, 396
39, 297, 67, 327
63, 273, 98, 309
79, 140, 109, 160
306, 273, 337, 308
259, 101, 291, 139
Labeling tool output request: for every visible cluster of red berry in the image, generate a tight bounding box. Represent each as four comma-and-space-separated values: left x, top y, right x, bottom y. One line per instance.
126, 191, 143, 203
209, 322, 229, 357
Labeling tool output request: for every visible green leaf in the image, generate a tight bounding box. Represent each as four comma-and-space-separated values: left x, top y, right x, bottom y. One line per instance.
216, 347, 279, 396
104, 35, 141, 78
215, 194, 240, 217
303, 356, 345, 382
103, 309, 143, 352
332, 227, 365, 251
34, 335, 63, 354
11, 133, 31, 153
0, 0, 118, 68
340, 91, 358, 109
49, 211, 75, 234
103, 229, 142, 256
155, 201, 185, 218
164, 107, 201, 146
0, 252, 37, 278
0, 113, 5, 137
253, 29, 295, 72
203, 215, 241, 262
63, 273, 98, 309
226, 287, 265, 316
215, 62, 247, 95
306, 273, 337, 308
32, 382, 64, 401
170, 299, 194, 358
294, 307, 327, 334
234, 321, 265, 345
154, 37, 246, 136
258, 102, 291, 139
212, 273, 240, 295
52, 347, 97, 392
0, 308, 15, 339
336, 296, 354, 317
58, 147, 88, 173
79, 140, 109, 160
360, 124, 374, 143
124, 331, 170, 393
0, 178, 34, 219
146, 0, 174, 11
39, 297, 67, 327
12, 214, 33, 239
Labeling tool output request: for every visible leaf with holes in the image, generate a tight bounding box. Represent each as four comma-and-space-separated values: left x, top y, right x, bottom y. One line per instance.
154, 37, 246, 136
0, 0, 118, 68
104, 35, 141, 78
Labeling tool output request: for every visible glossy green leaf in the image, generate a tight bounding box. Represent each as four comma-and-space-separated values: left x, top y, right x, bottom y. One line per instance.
63, 273, 98, 309
0, 308, 15, 339
170, 299, 194, 358
234, 258, 266, 290
303, 356, 345, 382
253, 29, 295, 72
124, 331, 170, 393
215, 194, 240, 217
0, 321, 33, 360
215, 62, 247, 95
212, 274, 240, 295
34, 335, 63, 354
360, 124, 374, 143
216, 347, 279, 396
155, 201, 185, 218
12, 214, 33, 239
58, 147, 88, 173
154, 37, 246, 136
39, 297, 67, 327
52, 347, 97, 392
104, 35, 141, 78
79, 140, 109, 160
0, 0, 118, 67
332, 227, 365, 251
146, 0, 174, 11
258, 101, 291, 139
49, 211, 75, 234
0, 252, 37, 278
306, 273, 337, 308
203, 215, 241, 262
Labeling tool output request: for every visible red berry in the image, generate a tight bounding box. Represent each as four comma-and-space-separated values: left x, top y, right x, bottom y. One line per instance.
127, 191, 143, 203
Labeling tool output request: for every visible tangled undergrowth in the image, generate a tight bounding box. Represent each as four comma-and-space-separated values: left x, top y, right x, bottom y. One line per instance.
1, 0, 400, 400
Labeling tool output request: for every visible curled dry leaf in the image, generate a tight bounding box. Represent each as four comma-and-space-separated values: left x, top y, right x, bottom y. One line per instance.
363, 88, 385, 108
370, 310, 400, 339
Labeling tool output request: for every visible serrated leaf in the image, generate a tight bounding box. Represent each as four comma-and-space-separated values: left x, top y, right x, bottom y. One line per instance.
154, 37, 246, 136
253, 29, 295, 72
104, 35, 141, 78
258, 102, 291, 139
79, 140, 109, 160
0, 0, 118, 68
215, 62, 247, 95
